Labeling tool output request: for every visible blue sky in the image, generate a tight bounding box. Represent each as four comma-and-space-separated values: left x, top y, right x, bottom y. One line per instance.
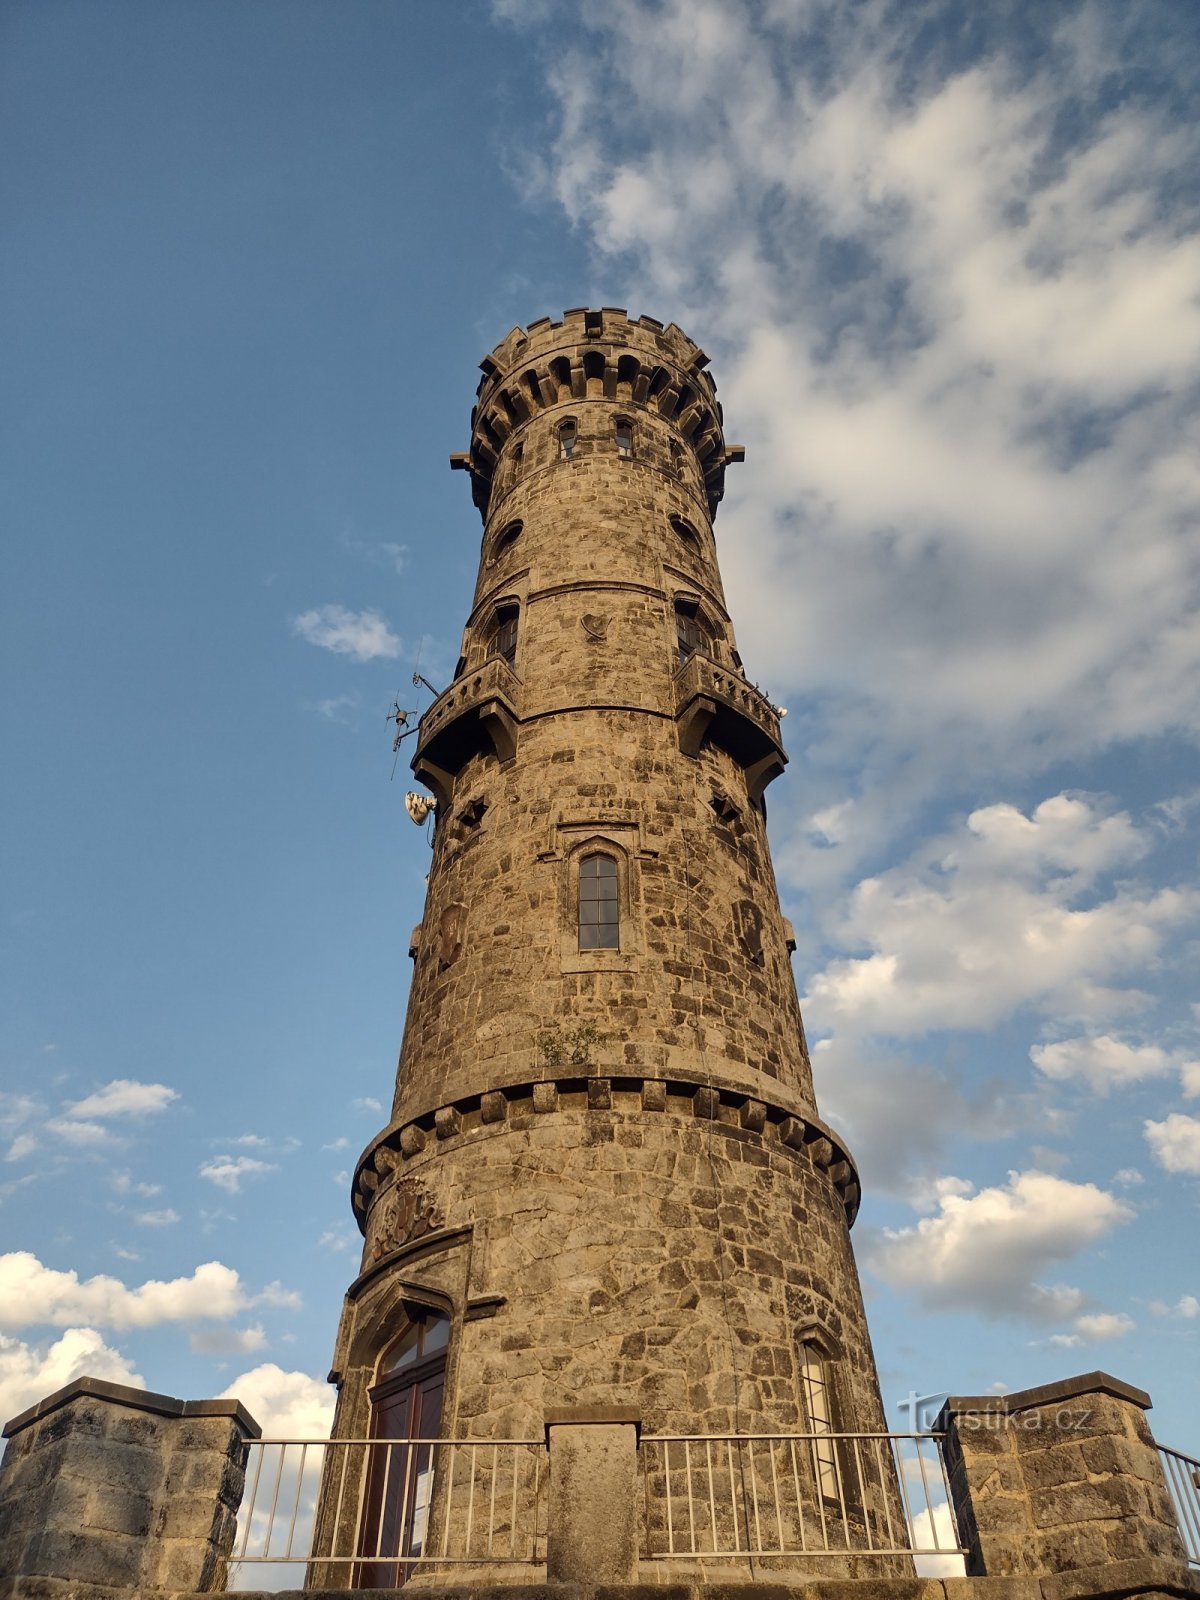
2, 0, 1198, 1455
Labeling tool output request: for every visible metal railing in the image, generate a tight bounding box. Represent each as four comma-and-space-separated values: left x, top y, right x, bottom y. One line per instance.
640, 1432, 963, 1561
229, 1437, 545, 1582
1159, 1445, 1200, 1567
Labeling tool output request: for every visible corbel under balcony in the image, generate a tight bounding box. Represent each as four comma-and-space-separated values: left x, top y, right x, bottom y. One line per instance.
412, 656, 520, 809
674, 651, 787, 801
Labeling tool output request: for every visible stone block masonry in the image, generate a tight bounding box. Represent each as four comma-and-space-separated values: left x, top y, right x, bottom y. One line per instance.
938, 1372, 1191, 1593
0, 1376, 259, 1596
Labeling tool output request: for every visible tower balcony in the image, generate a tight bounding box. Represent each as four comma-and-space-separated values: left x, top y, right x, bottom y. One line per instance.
412, 655, 520, 806
674, 650, 787, 800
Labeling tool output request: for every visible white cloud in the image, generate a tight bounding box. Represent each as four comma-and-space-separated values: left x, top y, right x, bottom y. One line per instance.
66, 1080, 177, 1119
134, 1208, 180, 1227
352, 1097, 382, 1113
0, 1251, 290, 1332
112, 1172, 162, 1198
510, 0, 1200, 900
1113, 1167, 1144, 1187
1149, 1295, 1198, 1320
1030, 1035, 1176, 1096
0, 1328, 144, 1425
6, 1134, 36, 1163
220, 1364, 335, 1438
865, 1168, 1133, 1326
199, 1156, 278, 1194
190, 1324, 267, 1356
44, 1118, 114, 1148
804, 796, 1194, 1041
292, 605, 401, 663
225, 1133, 270, 1148
1144, 1112, 1200, 1174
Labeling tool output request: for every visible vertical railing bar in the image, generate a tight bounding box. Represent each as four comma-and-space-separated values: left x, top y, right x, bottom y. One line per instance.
832, 1433, 851, 1550
936, 1436, 964, 1551
464, 1443, 477, 1556
788, 1437, 806, 1553
509, 1444, 520, 1559
727, 1437, 741, 1554
396, 1441, 415, 1569
264, 1443, 287, 1558
238, 1441, 265, 1560
1164, 1453, 1200, 1555
894, 1437, 917, 1550
853, 1438, 871, 1550
440, 1444, 455, 1560
284, 1442, 307, 1558
642, 1441, 653, 1558
685, 1440, 696, 1554
924, 1441, 947, 1552
749, 1437, 762, 1554
705, 1439, 717, 1554
349, 1435, 371, 1579
664, 1441, 675, 1556
373, 1442, 394, 1563
487, 1442, 499, 1556
769, 1437, 784, 1553
914, 1434, 937, 1547
1179, 1453, 1200, 1554
810, 1435, 829, 1551
332, 1441, 350, 1559
876, 1436, 897, 1551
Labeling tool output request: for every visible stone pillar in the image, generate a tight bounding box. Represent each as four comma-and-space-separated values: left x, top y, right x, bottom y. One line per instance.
937, 1371, 1190, 1593
0, 1375, 260, 1595
545, 1406, 640, 1584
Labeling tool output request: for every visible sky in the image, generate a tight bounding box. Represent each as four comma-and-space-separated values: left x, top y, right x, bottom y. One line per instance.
2, 0, 1198, 1464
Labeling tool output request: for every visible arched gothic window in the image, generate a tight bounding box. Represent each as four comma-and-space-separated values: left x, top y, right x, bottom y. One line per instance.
356, 1307, 451, 1586
489, 605, 519, 666
558, 418, 577, 460
578, 853, 619, 950
675, 600, 711, 664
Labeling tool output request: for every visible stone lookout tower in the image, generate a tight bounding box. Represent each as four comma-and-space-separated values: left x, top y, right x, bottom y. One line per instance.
319, 307, 894, 1574
2, 311, 1193, 1597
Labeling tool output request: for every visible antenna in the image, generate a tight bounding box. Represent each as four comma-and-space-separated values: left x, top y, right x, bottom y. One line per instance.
386, 698, 420, 780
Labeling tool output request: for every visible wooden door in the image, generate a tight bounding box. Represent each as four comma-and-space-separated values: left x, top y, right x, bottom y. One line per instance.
355, 1310, 448, 1587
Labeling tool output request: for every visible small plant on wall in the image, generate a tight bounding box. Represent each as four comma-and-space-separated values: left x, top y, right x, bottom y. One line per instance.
538, 1023, 611, 1068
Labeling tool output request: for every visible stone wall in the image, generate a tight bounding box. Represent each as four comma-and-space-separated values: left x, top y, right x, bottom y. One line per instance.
938, 1372, 1191, 1594
0, 1376, 258, 1595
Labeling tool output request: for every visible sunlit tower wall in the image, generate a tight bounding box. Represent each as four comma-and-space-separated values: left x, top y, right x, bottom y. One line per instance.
319, 308, 900, 1576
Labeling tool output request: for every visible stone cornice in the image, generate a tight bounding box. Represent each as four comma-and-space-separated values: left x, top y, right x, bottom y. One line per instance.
352, 1073, 861, 1237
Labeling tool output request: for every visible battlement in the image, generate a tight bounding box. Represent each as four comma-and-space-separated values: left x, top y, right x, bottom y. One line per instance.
454, 309, 740, 521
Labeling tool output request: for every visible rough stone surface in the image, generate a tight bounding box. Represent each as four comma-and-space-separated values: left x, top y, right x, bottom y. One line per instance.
546, 1421, 640, 1583
0, 1379, 257, 1592
320, 310, 897, 1583
939, 1376, 1189, 1581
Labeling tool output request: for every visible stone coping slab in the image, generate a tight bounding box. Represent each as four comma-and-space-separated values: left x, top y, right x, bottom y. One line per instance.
2, 1373, 261, 1440
13, 1567, 1183, 1600
933, 1372, 1153, 1429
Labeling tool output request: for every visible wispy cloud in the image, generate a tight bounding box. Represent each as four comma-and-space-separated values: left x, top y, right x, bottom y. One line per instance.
198, 1155, 278, 1195
66, 1080, 178, 1119
292, 605, 401, 662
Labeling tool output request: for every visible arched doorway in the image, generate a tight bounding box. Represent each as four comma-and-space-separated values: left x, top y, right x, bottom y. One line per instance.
355, 1305, 450, 1587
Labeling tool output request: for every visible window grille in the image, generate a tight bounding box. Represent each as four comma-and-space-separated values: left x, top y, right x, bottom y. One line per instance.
578, 853, 619, 950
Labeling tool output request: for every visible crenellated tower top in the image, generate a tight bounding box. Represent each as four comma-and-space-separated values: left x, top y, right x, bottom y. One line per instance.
451, 307, 744, 521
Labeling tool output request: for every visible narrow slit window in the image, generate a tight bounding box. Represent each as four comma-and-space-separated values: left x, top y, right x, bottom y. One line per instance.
578, 853, 619, 950
799, 1345, 840, 1501
558, 419, 577, 460
615, 418, 633, 459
